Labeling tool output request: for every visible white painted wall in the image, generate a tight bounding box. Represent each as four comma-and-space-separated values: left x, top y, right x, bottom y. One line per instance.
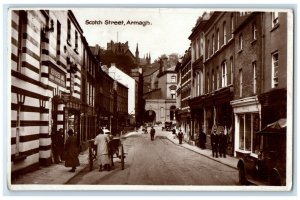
108, 65, 135, 115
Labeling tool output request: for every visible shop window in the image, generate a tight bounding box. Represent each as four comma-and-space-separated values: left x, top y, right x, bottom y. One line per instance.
238, 113, 260, 153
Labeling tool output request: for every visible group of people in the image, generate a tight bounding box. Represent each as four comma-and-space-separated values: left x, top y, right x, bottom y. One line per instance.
51, 128, 81, 172
211, 129, 228, 158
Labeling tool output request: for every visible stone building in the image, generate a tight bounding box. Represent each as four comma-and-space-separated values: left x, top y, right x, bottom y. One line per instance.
10, 10, 86, 177
143, 58, 177, 125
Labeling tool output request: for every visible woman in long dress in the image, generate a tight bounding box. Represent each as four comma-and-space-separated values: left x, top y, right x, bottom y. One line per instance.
94, 131, 111, 171
64, 129, 80, 172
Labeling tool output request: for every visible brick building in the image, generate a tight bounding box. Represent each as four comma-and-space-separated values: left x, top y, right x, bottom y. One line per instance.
175, 48, 192, 140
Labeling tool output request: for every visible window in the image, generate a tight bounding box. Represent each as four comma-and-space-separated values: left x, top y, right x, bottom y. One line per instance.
192, 42, 196, 62
56, 20, 61, 60
197, 72, 201, 96
217, 29, 220, 50
171, 75, 176, 83
160, 107, 164, 118
230, 57, 233, 85
272, 12, 279, 27
67, 19, 71, 44
239, 69, 243, 97
221, 61, 227, 87
212, 34, 215, 53
17, 11, 27, 72
216, 66, 220, 89
223, 22, 227, 45
170, 89, 176, 99
196, 37, 200, 59
238, 113, 260, 152
231, 14, 234, 38
252, 22, 257, 40
200, 71, 204, 95
272, 51, 279, 88
200, 33, 204, 56
212, 70, 215, 91
75, 30, 78, 52
253, 61, 257, 94
207, 40, 210, 57
239, 34, 243, 50
207, 72, 210, 93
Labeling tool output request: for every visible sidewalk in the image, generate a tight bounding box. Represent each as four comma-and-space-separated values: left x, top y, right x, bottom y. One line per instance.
10, 131, 136, 185
11, 150, 89, 185
158, 130, 239, 169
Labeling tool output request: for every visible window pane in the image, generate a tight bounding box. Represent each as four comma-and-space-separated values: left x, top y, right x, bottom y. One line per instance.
245, 113, 251, 151
252, 113, 260, 154
239, 115, 244, 150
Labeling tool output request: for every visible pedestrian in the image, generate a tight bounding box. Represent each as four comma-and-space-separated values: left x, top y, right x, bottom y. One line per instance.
94, 129, 111, 171
178, 129, 183, 144
211, 129, 219, 158
64, 129, 80, 172
51, 130, 60, 164
172, 128, 176, 135
199, 128, 206, 149
219, 130, 227, 158
150, 126, 155, 140
57, 128, 65, 162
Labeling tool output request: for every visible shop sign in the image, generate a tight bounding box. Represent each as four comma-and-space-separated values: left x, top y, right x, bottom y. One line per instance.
49, 65, 66, 87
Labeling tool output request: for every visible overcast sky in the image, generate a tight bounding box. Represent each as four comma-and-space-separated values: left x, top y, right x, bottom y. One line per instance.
72, 8, 203, 61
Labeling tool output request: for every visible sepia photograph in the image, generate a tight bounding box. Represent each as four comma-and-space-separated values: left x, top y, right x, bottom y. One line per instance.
5, 5, 294, 192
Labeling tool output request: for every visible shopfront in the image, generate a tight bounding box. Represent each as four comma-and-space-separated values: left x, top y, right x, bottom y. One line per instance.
231, 96, 261, 157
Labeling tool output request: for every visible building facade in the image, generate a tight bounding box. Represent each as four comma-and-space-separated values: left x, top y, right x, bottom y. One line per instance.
231, 12, 288, 157
10, 10, 85, 177
143, 59, 177, 125
175, 48, 192, 141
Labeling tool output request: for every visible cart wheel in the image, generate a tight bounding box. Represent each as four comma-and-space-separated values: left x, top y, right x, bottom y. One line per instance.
120, 144, 125, 170
89, 147, 93, 171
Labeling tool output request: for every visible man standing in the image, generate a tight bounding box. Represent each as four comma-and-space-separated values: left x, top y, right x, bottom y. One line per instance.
211, 129, 219, 158
219, 130, 227, 158
199, 128, 206, 149
178, 129, 184, 144
94, 129, 111, 171
150, 126, 155, 141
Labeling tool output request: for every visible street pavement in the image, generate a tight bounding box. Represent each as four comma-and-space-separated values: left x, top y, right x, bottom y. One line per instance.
10, 128, 238, 185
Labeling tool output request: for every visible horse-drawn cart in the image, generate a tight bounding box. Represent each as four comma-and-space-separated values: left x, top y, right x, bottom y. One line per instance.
88, 136, 126, 171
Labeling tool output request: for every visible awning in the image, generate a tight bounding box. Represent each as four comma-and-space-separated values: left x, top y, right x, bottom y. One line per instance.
257, 118, 286, 135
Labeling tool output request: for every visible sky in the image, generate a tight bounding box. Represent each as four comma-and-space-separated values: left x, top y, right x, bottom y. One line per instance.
72, 8, 203, 61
